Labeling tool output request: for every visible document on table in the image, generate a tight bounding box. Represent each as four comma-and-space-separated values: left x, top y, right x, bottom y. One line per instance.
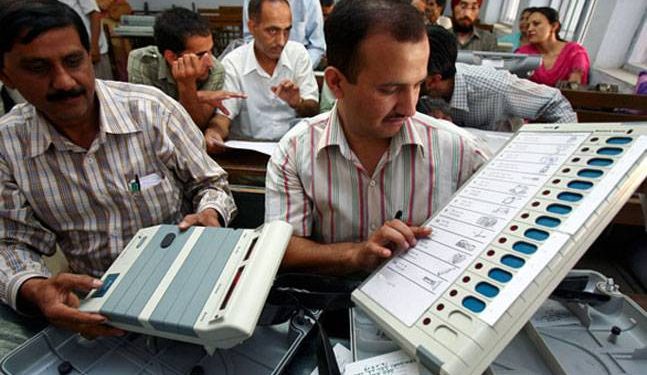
210, 140, 278, 156
344, 350, 418, 375
224, 140, 277, 156
360, 132, 590, 326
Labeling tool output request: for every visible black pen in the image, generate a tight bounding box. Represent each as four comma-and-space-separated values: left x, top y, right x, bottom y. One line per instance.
395, 210, 403, 220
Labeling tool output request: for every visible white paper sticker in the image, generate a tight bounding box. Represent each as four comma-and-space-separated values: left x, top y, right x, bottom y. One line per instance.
360, 132, 589, 326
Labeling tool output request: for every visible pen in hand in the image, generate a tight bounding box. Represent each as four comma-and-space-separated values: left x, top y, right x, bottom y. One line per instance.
395, 210, 403, 221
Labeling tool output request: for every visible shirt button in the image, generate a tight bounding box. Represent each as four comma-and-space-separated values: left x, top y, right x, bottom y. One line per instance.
369, 180, 376, 187
370, 224, 377, 231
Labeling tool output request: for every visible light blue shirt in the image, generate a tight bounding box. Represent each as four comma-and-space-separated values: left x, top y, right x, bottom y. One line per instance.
243, 0, 326, 67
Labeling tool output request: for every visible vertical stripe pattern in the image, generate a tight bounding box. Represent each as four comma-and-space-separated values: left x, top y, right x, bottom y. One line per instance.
0, 80, 236, 310
265, 109, 490, 244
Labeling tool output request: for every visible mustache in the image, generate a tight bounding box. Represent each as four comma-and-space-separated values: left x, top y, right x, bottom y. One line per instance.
46, 86, 86, 102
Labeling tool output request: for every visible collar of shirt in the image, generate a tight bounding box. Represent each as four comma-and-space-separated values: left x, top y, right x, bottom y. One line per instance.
243, 41, 295, 78
26, 80, 142, 158
471, 27, 487, 40
315, 103, 426, 161
450, 65, 471, 113
157, 51, 175, 84
455, 26, 485, 47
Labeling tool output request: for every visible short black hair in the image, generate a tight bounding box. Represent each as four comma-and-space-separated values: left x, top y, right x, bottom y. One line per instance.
154, 7, 211, 54
325, 0, 426, 83
426, 25, 457, 79
432, 0, 447, 8
0, 0, 89, 69
248, 0, 291, 22
521, 6, 536, 15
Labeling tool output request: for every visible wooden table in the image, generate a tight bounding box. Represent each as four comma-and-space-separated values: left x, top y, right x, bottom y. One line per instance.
213, 149, 269, 187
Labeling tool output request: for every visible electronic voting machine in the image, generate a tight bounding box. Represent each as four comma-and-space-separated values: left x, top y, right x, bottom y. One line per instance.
79, 221, 292, 354
352, 123, 647, 374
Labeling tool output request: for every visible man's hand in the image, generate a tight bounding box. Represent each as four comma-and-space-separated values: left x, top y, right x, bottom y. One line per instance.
179, 208, 222, 230
204, 126, 227, 154
271, 79, 302, 108
350, 220, 432, 272
19, 274, 125, 339
171, 53, 212, 87
197, 90, 247, 117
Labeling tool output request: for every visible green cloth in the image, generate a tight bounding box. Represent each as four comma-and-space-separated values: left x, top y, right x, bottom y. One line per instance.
453, 27, 498, 52
127, 45, 225, 99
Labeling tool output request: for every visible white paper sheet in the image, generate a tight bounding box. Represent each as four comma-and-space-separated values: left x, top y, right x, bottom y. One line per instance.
215, 140, 277, 156
344, 350, 418, 375
360, 132, 590, 326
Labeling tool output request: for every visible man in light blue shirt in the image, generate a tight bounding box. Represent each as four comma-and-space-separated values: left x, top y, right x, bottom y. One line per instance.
242, 0, 326, 67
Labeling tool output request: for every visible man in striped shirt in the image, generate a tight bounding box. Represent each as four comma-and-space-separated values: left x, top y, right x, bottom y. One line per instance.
418, 26, 577, 131
0, 0, 236, 344
265, 0, 489, 276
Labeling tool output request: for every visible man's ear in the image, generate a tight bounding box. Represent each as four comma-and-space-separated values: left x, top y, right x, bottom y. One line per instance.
0, 69, 15, 89
162, 50, 177, 65
247, 18, 256, 35
424, 73, 442, 90
324, 67, 346, 100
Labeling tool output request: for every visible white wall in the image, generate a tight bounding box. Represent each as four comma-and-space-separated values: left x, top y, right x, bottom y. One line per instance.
127, 0, 242, 12
481, 0, 504, 25
582, 0, 646, 69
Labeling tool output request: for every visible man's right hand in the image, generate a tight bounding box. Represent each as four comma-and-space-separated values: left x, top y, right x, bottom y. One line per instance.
19, 274, 125, 338
350, 220, 432, 272
172, 53, 212, 88
205, 126, 227, 154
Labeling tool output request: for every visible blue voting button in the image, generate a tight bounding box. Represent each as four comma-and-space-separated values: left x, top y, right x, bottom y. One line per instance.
91, 273, 119, 298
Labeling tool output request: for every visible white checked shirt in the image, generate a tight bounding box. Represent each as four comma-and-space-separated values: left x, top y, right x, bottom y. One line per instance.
0, 80, 237, 311
419, 63, 577, 131
220, 41, 319, 141
265, 107, 490, 244
58, 0, 108, 54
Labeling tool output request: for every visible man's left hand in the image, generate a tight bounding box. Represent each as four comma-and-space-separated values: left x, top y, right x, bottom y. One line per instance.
197, 90, 247, 116
179, 208, 222, 230
271, 79, 301, 108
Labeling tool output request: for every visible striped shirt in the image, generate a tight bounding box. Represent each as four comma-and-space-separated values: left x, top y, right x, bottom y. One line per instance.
0, 80, 236, 311
265, 108, 490, 244
418, 63, 577, 131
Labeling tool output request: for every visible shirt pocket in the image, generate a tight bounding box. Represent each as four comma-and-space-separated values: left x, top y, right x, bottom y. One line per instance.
129, 172, 183, 226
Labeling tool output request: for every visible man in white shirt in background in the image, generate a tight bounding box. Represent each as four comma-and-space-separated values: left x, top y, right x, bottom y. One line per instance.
242, 0, 326, 67
205, 0, 319, 152
58, 0, 113, 79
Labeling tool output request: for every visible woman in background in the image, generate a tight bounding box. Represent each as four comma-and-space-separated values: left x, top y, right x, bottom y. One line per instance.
516, 7, 534, 50
516, 7, 590, 87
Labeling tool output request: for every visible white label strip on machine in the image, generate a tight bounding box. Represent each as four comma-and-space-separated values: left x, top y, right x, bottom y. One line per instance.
359, 132, 590, 327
